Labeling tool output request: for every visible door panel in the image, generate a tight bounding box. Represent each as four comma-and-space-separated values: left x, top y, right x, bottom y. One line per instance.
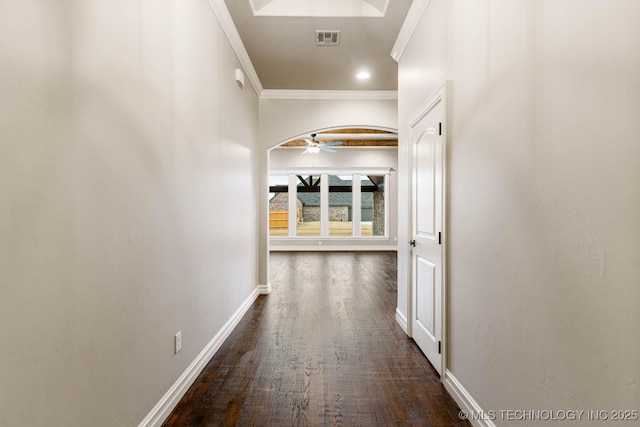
416, 257, 436, 336
416, 136, 436, 237
411, 99, 444, 375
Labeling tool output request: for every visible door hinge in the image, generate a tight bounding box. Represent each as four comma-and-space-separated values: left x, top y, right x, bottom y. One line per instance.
438, 232, 442, 245
438, 341, 442, 354
409, 239, 416, 247
438, 122, 442, 135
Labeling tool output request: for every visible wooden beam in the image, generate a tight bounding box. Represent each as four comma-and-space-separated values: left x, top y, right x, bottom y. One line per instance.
367, 175, 385, 186
280, 139, 397, 147
279, 128, 397, 147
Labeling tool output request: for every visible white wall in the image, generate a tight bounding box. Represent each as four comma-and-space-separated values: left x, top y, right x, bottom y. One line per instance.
0, 1, 259, 426
259, 98, 398, 148
398, 0, 640, 421
258, 97, 397, 285
269, 147, 398, 249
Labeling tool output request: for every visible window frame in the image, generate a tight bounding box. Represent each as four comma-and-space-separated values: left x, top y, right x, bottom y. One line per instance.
269, 169, 390, 239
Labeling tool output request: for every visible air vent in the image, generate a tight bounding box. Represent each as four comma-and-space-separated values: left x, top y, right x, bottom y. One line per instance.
315, 30, 341, 46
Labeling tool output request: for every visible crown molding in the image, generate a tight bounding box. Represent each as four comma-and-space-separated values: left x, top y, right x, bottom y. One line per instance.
207, 0, 264, 95
390, 0, 431, 62
261, 90, 398, 100
249, 0, 389, 17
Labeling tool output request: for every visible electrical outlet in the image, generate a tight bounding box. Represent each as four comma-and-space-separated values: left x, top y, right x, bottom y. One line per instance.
175, 331, 182, 354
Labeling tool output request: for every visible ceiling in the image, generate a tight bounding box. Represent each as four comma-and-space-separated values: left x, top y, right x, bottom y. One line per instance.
224, 0, 413, 90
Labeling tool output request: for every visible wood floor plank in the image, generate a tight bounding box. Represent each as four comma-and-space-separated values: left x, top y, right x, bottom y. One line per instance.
163, 252, 469, 427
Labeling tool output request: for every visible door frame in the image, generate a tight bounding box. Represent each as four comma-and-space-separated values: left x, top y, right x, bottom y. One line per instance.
407, 82, 448, 377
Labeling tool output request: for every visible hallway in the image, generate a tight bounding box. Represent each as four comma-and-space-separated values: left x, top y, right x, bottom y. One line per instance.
164, 252, 468, 426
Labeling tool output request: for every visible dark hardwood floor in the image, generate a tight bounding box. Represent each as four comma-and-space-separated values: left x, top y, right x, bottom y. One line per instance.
164, 252, 469, 427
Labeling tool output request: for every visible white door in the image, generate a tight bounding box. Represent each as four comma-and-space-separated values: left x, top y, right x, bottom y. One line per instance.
411, 99, 444, 374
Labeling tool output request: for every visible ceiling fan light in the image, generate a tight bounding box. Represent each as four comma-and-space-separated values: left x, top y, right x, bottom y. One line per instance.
308, 146, 320, 154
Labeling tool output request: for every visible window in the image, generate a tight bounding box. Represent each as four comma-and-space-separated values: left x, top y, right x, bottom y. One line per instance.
268, 175, 289, 236
361, 175, 385, 236
296, 175, 320, 237
269, 170, 388, 239
328, 175, 353, 236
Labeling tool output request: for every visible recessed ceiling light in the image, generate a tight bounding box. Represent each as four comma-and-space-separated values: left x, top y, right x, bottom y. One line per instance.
356, 71, 371, 80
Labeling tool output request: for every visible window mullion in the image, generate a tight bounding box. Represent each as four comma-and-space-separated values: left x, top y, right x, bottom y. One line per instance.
320, 173, 329, 237
288, 173, 297, 237
384, 173, 389, 237
352, 173, 361, 237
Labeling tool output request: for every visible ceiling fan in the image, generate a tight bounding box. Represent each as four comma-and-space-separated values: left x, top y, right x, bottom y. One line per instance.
301, 134, 342, 155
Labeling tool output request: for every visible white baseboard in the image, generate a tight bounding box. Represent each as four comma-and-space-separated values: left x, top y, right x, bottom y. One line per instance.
443, 370, 497, 427
395, 308, 408, 334
270, 246, 397, 252
257, 282, 271, 294
138, 287, 260, 427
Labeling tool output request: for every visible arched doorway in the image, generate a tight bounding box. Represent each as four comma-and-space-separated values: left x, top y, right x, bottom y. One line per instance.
263, 126, 398, 289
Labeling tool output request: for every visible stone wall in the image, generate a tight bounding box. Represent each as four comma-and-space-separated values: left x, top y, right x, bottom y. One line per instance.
269, 194, 302, 222
302, 206, 320, 222
301, 206, 350, 222
373, 191, 384, 236
269, 193, 288, 211
330, 206, 349, 222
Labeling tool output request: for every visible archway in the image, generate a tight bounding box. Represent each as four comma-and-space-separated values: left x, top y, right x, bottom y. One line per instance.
262, 126, 398, 291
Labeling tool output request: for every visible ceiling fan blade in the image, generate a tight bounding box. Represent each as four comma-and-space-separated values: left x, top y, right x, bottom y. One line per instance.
320, 147, 337, 153
300, 149, 310, 155
320, 140, 343, 146
304, 138, 315, 146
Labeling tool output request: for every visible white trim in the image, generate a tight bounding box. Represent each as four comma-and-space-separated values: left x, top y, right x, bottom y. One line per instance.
269, 246, 397, 252
395, 308, 408, 334
207, 0, 264, 95
288, 173, 298, 237
320, 173, 329, 237
261, 90, 398, 100
408, 82, 447, 127
383, 173, 390, 239
138, 288, 260, 427
276, 146, 398, 151
443, 371, 497, 427
257, 283, 272, 294
390, 0, 431, 62
249, 0, 389, 18
271, 168, 393, 175
441, 82, 450, 383
270, 237, 391, 241
352, 173, 362, 237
